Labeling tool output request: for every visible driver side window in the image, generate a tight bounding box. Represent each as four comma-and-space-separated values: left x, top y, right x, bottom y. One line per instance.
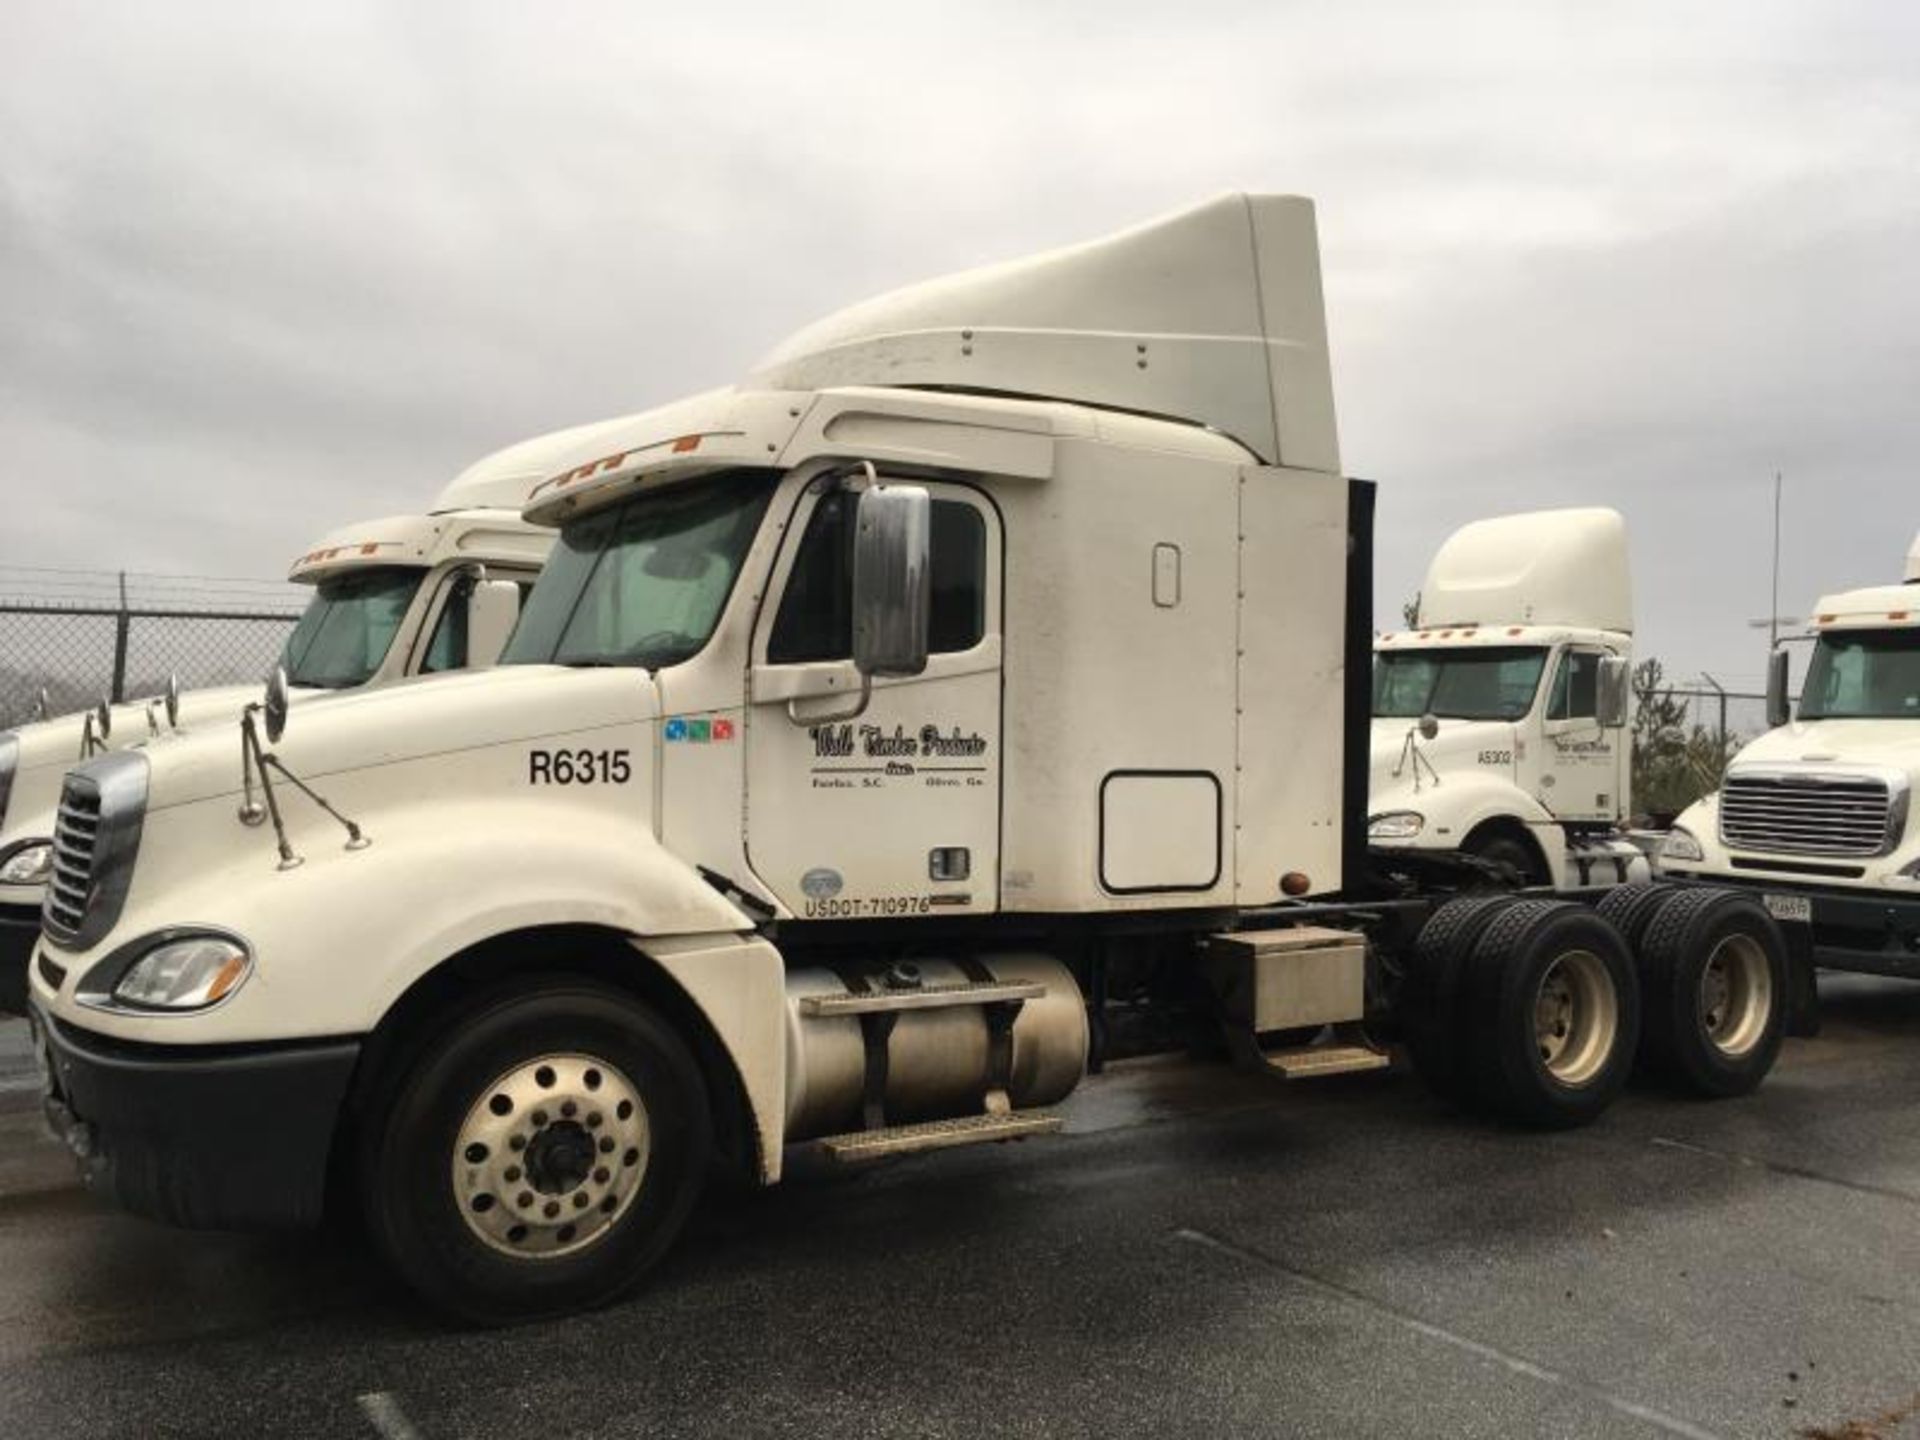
1547, 650, 1601, 721
768, 490, 987, 664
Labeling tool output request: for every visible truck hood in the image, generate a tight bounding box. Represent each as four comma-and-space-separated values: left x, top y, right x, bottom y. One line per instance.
2, 683, 306, 845
136, 665, 662, 814
1368, 716, 1511, 805
1729, 718, 1920, 776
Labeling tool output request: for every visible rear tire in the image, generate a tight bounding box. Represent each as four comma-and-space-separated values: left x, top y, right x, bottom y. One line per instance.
1635, 888, 1787, 1098
1402, 894, 1519, 1103
1595, 882, 1680, 951
1461, 900, 1640, 1128
361, 979, 710, 1325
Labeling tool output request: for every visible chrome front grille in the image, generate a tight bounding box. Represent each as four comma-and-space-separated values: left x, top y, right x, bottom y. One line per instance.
39, 750, 148, 949
44, 783, 102, 937
1719, 770, 1902, 858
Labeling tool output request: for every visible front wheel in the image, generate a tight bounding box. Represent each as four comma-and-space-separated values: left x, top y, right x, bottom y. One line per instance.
361, 980, 711, 1324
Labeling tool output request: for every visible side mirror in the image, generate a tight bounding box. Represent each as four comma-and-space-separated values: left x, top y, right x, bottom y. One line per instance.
1766, 648, 1791, 729
94, 697, 113, 742
1417, 713, 1440, 741
32, 687, 51, 722
1597, 656, 1630, 729
467, 579, 523, 669
264, 666, 291, 744
852, 483, 930, 678
164, 673, 181, 731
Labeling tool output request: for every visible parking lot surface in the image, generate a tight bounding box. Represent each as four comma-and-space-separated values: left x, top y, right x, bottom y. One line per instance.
3, 976, 1919, 1439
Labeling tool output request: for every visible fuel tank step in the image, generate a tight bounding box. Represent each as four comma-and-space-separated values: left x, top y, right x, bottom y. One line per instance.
812, 1109, 1063, 1163
797, 979, 1046, 1017
1260, 1042, 1391, 1080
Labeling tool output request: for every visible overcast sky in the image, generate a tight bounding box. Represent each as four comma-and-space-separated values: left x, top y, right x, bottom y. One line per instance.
3, 2, 1916, 689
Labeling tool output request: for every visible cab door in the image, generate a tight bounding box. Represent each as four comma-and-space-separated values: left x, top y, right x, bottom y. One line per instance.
745, 478, 1001, 919
1537, 646, 1623, 822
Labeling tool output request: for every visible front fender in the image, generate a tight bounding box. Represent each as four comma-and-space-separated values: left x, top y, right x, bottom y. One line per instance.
43, 778, 754, 1046
1373, 774, 1556, 852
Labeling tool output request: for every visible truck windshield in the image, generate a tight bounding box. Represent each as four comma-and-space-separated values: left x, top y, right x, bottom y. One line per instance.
505, 471, 776, 670
280, 567, 424, 689
1799, 628, 1920, 719
1373, 647, 1548, 722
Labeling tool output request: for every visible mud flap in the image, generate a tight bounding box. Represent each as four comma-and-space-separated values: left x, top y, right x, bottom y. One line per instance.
1781, 917, 1821, 1038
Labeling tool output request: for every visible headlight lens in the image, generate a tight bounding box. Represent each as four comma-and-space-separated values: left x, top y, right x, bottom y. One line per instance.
1368, 811, 1425, 840
112, 936, 252, 1010
1660, 827, 1704, 863
0, 841, 51, 886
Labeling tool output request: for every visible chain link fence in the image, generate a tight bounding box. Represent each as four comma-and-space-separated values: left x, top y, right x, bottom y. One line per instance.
1633, 677, 1775, 821
0, 568, 305, 726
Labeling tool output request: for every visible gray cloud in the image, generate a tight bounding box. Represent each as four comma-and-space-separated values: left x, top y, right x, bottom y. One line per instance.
2, 1, 1917, 690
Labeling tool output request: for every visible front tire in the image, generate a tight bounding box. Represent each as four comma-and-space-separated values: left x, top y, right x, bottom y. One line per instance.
361, 980, 710, 1325
1464, 832, 1544, 888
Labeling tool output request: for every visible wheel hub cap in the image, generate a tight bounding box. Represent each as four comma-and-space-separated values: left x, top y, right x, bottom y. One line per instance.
1531, 949, 1618, 1087
1699, 934, 1773, 1058
452, 1053, 651, 1260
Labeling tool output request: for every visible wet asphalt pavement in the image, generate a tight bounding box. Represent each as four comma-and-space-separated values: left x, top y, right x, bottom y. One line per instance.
3, 977, 1919, 1439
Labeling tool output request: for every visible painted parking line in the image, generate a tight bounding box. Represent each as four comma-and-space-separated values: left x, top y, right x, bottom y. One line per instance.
1172, 1226, 1726, 1440
357, 1391, 424, 1440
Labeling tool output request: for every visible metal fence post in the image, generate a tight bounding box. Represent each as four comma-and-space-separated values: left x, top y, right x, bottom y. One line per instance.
110, 570, 131, 703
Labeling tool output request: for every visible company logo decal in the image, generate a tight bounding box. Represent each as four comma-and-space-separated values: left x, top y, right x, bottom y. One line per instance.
805, 723, 991, 791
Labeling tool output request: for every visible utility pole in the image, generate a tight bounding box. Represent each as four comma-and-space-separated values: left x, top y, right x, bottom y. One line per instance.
1769, 471, 1782, 654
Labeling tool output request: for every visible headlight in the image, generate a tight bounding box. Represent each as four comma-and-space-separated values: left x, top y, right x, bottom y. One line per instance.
1369, 811, 1425, 840
0, 841, 51, 886
110, 935, 252, 1011
1660, 827, 1704, 863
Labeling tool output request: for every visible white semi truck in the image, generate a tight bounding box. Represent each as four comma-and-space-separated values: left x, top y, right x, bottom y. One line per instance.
0, 421, 626, 1012
1369, 508, 1650, 889
25, 195, 1801, 1323
1658, 532, 1920, 979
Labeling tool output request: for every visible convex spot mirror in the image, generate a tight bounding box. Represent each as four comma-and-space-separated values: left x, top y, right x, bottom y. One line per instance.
852, 483, 931, 678
1766, 648, 1792, 729
468, 579, 523, 669
1417, 713, 1440, 741
1598, 656, 1631, 729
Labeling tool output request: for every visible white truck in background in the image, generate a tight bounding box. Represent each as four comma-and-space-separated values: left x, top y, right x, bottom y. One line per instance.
1659, 530, 1920, 980
0, 420, 627, 1012
1368, 508, 1649, 889
25, 195, 1801, 1323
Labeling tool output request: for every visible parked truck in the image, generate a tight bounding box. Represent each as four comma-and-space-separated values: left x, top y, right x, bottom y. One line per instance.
1658, 532, 1920, 978
26, 195, 1801, 1323
1369, 508, 1650, 889
0, 419, 631, 1012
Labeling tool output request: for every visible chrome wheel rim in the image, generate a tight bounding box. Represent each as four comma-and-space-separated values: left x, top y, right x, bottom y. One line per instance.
452, 1053, 650, 1260
1533, 949, 1617, 1086
1699, 934, 1773, 1058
